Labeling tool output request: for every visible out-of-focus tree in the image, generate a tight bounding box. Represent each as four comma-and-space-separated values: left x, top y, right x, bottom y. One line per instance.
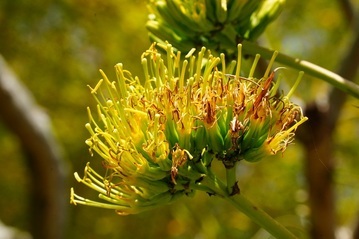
0, 0, 358, 238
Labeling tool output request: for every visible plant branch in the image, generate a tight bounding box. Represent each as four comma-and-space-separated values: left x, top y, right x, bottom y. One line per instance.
226, 194, 297, 239
241, 40, 359, 99
196, 169, 298, 239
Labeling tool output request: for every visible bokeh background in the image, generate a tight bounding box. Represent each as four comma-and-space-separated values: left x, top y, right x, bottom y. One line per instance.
0, 0, 359, 238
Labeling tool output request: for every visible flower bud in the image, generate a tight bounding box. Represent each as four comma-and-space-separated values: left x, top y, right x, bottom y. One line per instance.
147, 0, 285, 54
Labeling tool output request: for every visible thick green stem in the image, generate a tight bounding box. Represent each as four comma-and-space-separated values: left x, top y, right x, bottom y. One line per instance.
227, 194, 297, 239
241, 40, 359, 99
196, 170, 298, 239
226, 166, 237, 195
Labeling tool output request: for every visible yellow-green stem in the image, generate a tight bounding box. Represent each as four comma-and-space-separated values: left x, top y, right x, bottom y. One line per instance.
226, 166, 237, 195
197, 169, 298, 239
226, 194, 298, 239
241, 40, 359, 99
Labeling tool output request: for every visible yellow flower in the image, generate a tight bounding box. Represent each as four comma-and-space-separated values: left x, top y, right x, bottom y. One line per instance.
71, 43, 307, 214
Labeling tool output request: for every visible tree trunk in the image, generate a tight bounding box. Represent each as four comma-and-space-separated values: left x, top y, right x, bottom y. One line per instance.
298, 18, 359, 239
299, 106, 336, 239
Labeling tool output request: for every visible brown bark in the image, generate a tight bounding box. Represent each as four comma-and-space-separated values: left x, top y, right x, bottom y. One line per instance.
299, 106, 336, 239
0, 55, 68, 239
354, 222, 359, 239
337, 0, 355, 28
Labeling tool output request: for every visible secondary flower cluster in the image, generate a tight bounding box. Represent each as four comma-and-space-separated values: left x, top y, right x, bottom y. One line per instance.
70, 43, 307, 215
147, 0, 285, 54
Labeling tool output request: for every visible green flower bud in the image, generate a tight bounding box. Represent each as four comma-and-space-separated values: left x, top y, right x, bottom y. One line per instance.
147, 0, 285, 54
71, 42, 306, 214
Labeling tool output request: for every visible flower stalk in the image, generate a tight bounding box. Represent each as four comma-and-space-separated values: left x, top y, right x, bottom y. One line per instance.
227, 192, 298, 239
195, 169, 298, 239
241, 40, 359, 99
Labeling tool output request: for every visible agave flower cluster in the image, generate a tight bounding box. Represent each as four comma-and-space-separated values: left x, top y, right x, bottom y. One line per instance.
70, 43, 307, 215
147, 0, 285, 54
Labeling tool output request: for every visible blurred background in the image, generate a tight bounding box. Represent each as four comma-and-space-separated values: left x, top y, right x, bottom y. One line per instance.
0, 0, 359, 238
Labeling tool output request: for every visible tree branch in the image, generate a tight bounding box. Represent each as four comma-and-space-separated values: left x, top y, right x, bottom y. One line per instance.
0, 55, 68, 239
